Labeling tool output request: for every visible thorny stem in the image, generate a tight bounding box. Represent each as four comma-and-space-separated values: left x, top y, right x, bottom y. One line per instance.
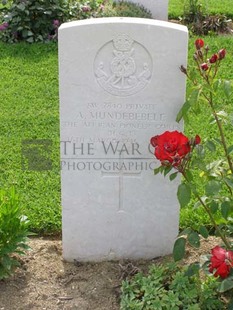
182, 172, 232, 250
185, 59, 233, 174
196, 195, 231, 249
212, 60, 220, 80
195, 55, 233, 173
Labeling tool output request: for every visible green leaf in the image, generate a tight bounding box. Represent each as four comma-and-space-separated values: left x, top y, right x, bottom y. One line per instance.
173, 237, 186, 261
213, 79, 221, 92
210, 201, 219, 214
189, 88, 201, 106
227, 299, 233, 310
179, 227, 192, 236
224, 177, 233, 188
223, 80, 232, 99
218, 279, 233, 293
164, 165, 173, 176
205, 140, 216, 152
221, 201, 231, 220
169, 172, 178, 181
22, 29, 29, 38
199, 225, 209, 238
205, 180, 221, 196
185, 262, 200, 277
216, 110, 228, 119
44, 10, 52, 15
26, 36, 34, 43
227, 145, 233, 155
185, 170, 193, 182
177, 183, 191, 208
194, 201, 201, 209
17, 3, 25, 10
176, 88, 201, 122
196, 144, 205, 158
154, 167, 161, 175
188, 231, 200, 248
176, 101, 190, 122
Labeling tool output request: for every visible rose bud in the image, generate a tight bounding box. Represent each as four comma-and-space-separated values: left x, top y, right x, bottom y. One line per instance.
194, 135, 201, 145
201, 63, 209, 71
205, 45, 209, 53
195, 38, 204, 50
193, 52, 198, 61
198, 50, 203, 60
218, 49, 226, 60
180, 65, 187, 75
209, 54, 218, 64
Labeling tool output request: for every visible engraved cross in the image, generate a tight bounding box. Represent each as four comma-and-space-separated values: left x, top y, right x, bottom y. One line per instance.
102, 154, 141, 211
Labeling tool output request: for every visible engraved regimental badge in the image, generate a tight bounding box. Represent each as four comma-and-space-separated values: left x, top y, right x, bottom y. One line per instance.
94, 34, 152, 97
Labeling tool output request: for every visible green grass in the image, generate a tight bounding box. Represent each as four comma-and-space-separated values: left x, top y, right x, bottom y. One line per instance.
0, 35, 232, 234
0, 43, 61, 234
169, 0, 233, 19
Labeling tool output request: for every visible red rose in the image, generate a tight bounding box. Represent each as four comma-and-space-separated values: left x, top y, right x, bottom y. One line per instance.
150, 131, 191, 167
201, 63, 209, 71
218, 49, 226, 60
209, 246, 233, 279
209, 54, 218, 64
195, 38, 204, 50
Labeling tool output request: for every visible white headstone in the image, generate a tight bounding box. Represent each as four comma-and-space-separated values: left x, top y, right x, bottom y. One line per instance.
114, 0, 169, 20
59, 18, 188, 262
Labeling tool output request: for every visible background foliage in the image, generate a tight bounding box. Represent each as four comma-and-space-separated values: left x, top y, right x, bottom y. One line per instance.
168, 0, 233, 19
0, 0, 152, 42
0, 188, 29, 279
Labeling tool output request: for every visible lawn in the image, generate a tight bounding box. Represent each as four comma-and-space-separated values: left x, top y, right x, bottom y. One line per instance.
169, 0, 233, 19
0, 35, 232, 234
0, 43, 61, 234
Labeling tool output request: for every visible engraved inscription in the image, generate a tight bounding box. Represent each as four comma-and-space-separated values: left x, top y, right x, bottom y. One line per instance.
94, 34, 152, 97
61, 99, 183, 142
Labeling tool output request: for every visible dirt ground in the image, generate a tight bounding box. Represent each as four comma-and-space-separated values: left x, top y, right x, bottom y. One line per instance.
0, 236, 220, 310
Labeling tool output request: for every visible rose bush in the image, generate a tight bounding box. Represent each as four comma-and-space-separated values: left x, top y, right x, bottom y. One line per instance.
151, 38, 233, 297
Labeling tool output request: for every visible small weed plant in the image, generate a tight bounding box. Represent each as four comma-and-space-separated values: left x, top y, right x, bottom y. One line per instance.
182, 0, 232, 35
202, 15, 232, 35
121, 262, 224, 309
183, 0, 206, 25
0, 188, 29, 279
